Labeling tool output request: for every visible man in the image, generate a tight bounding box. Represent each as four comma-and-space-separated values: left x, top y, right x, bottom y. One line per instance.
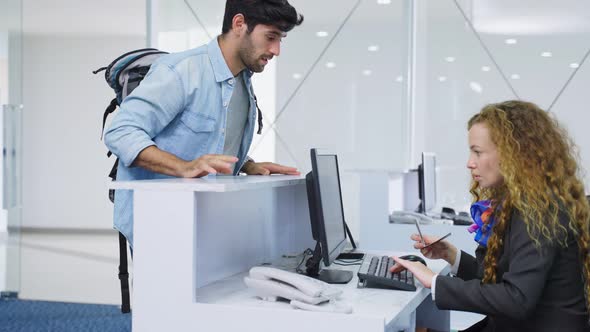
104, 0, 304, 247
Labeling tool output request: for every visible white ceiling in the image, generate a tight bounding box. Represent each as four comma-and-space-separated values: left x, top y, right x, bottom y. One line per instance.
22, 0, 146, 36
471, 0, 590, 35
17, 0, 590, 37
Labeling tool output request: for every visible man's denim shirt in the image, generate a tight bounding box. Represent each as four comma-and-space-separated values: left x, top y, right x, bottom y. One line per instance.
104, 38, 257, 247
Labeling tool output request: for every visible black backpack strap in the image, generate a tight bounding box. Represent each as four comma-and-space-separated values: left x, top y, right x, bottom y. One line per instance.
109, 165, 128, 313
108, 159, 119, 203
118, 231, 131, 314
101, 98, 119, 140
256, 103, 263, 135
108, 159, 119, 180
252, 92, 263, 135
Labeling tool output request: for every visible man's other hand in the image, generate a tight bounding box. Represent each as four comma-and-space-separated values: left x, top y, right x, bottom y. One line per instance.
242, 161, 300, 176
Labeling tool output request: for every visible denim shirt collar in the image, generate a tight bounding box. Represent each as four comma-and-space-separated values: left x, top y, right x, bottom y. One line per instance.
208, 37, 254, 82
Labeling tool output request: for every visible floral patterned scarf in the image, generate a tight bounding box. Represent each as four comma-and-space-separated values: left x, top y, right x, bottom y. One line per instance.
468, 200, 496, 247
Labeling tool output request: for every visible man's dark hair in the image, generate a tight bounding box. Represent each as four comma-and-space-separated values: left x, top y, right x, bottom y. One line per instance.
222, 0, 304, 34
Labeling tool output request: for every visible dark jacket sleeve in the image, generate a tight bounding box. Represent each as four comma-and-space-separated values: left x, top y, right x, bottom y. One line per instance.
456, 249, 482, 281
434, 213, 557, 320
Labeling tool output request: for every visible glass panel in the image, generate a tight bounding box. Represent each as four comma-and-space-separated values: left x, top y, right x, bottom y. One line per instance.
458, 0, 590, 110
149, 0, 410, 237
549, 47, 590, 190
417, 0, 590, 211
264, 0, 407, 173
150, 0, 409, 170
2, 105, 22, 295
0, 0, 22, 296
154, 0, 225, 52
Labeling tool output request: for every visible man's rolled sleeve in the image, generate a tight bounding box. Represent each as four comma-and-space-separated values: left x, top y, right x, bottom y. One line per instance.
104, 63, 187, 167
109, 131, 156, 168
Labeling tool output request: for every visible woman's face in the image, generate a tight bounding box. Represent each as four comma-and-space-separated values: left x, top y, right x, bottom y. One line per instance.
467, 123, 503, 189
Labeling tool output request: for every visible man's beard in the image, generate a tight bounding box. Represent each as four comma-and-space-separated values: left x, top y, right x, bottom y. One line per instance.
239, 36, 266, 73
240, 51, 265, 72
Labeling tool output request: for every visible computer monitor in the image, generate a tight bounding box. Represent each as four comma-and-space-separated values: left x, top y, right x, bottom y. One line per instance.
304, 148, 354, 284
417, 152, 437, 214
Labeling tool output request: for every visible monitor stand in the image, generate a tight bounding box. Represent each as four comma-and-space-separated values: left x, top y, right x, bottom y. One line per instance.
305, 242, 353, 284
316, 269, 353, 284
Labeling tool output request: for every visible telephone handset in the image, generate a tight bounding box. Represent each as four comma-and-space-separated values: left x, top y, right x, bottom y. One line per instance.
244, 266, 352, 314
245, 266, 342, 304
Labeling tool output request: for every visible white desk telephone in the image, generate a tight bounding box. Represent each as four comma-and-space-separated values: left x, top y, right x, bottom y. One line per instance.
244, 266, 353, 314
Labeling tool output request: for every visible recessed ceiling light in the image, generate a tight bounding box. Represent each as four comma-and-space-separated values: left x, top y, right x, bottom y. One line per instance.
445, 56, 456, 63
481, 66, 491, 72
377, 0, 391, 4
292, 73, 302, 80
505, 38, 517, 45
570, 63, 580, 69
316, 31, 329, 38
541, 51, 553, 57
469, 81, 483, 94
362, 70, 372, 76
510, 74, 520, 80
326, 62, 336, 69
395, 75, 404, 83
368, 45, 380, 52
438, 76, 448, 82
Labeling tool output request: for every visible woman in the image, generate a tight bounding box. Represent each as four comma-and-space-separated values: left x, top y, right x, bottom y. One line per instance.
393, 100, 590, 331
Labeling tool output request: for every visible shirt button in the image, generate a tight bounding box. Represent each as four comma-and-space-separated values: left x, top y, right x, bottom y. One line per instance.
223, 102, 228, 107
229, 79, 234, 85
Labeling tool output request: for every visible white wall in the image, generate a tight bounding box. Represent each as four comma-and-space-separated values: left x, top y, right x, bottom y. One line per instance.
22, 35, 145, 229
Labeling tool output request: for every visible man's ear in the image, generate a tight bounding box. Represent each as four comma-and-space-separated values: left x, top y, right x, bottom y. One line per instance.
232, 14, 248, 35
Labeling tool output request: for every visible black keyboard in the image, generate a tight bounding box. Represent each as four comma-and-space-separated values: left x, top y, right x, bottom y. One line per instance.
357, 256, 416, 291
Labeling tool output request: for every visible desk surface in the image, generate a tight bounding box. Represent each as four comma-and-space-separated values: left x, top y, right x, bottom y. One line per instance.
109, 175, 305, 192
196, 251, 449, 326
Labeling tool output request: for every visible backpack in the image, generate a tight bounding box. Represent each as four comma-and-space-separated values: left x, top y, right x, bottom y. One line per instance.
93, 48, 169, 314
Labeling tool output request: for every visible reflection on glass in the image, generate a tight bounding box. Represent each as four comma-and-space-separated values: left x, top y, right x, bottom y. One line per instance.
425, 0, 590, 212
454, 0, 590, 109
423, 0, 516, 212
270, 0, 407, 172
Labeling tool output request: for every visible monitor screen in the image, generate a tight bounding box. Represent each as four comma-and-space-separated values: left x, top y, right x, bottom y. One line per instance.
305, 149, 352, 283
314, 152, 347, 261
420, 152, 437, 213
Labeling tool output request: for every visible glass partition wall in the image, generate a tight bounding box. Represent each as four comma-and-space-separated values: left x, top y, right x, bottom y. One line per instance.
419, 0, 590, 212
0, 0, 23, 297
148, 0, 409, 235
149, 0, 590, 232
